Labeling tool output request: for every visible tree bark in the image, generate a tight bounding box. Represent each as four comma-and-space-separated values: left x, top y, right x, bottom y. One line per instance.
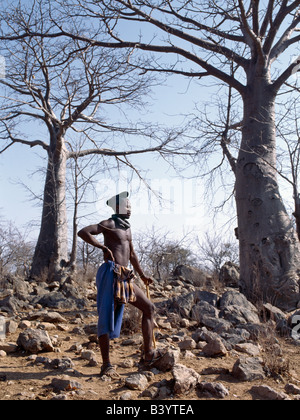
293, 195, 300, 242
30, 136, 68, 282
235, 77, 300, 310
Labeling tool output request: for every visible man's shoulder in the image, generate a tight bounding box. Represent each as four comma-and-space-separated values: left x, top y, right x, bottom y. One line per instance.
98, 218, 115, 230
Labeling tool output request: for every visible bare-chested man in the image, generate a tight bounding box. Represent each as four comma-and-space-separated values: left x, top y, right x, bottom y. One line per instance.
78, 192, 162, 378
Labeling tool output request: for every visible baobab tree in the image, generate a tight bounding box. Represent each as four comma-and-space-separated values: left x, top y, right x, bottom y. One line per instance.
1, 0, 300, 309
37, 0, 300, 310
0, 4, 172, 281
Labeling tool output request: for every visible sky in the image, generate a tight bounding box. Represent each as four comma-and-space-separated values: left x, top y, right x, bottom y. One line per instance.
0, 68, 235, 247
0, 0, 298, 251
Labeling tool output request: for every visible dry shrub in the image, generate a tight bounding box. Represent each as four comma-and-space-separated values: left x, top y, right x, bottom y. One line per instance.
259, 325, 290, 379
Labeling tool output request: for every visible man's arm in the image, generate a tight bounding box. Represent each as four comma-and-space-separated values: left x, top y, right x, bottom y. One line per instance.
129, 241, 152, 285
78, 223, 115, 262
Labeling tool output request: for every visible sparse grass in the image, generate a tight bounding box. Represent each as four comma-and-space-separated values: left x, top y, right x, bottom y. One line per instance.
259, 325, 290, 379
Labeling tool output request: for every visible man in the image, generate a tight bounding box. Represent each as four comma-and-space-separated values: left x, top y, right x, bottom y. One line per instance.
78, 192, 162, 378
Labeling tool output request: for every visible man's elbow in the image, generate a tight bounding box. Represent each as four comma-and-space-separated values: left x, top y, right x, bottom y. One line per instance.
77, 229, 85, 239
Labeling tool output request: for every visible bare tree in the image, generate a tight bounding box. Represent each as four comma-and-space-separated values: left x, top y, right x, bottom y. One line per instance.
0, 219, 34, 277
134, 227, 197, 280
197, 232, 239, 275
44, 0, 300, 310
0, 3, 172, 282
2, 1, 300, 309
276, 97, 300, 240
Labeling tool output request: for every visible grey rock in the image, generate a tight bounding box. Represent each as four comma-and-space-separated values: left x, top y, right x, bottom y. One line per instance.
119, 391, 133, 400
6, 320, 18, 334
285, 383, 300, 395
49, 357, 74, 370
80, 350, 96, 361
51, 376, 82, 391
219, 291, 260, 325
172, 293, 195, 318
0, 342, 18, 354
201, 317, 232, 333
0, 296, 28, 313
220, 290, 254, 310
235, 343, 261, 357
220, 304, 260, 325
17, 328, 54, 353
232, 357, 265, 382
27, 310, 67, 324
194, 290, 219, 306
191, 301, 219, 323
219, 262, 240, 287
251, 385, 290, 400
125, 373, 148, 391
151, 348, 180, 372
173, 364, 201, 395
198, 381, 229, 399
263, 303, 286, 323
37, 291, 88, 310
173, 265, 207, 287
202, 334, 228, 357
178, 338, 196, 351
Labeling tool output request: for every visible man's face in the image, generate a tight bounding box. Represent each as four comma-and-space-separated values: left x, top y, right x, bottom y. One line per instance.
119, 199, 131, 219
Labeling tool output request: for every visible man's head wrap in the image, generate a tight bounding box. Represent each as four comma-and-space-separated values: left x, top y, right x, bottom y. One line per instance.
106, 191, 129, 215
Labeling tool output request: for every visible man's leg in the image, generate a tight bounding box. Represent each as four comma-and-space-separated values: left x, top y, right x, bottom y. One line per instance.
98, 334, 120, 378
98, 333, 110, 367
131, 284, 156, 362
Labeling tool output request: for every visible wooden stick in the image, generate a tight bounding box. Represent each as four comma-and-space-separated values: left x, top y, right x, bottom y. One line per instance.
146, 283, 157, 349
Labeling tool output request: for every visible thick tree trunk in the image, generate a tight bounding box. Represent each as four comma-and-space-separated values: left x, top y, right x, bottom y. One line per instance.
236, 78, 300, 310
30, 138, 68, 282
293, 195, 300, 242
235, 78, 300, 311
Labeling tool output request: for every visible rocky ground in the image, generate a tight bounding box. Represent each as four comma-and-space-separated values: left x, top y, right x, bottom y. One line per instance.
1, 268, 300, 401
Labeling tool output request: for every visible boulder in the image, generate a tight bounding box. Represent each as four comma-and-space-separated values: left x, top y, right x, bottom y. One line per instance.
251, 385, 290, 400
219, 262, 240, 287
173, 265, 207, 287
27, 310, 67, 324
172, 364, 201, 395
0, 296, 28, 313
285, 383, 300, 395
151, 347, 180, 372
171, 293, 195, 318
219, 291, 260, 325
51, 376, 82, 392
232, 357, 265, 382
194, 290, 219, 307
202, 334, 228, 357
234, 343, 261, 357
125, 373, 148, 391
191, 301, 219, 323
198, 381, 229, 399
178, 338, 197, 351
17, 328, 54, 353
0, 342, 18, 354
37, 291, 88, 310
